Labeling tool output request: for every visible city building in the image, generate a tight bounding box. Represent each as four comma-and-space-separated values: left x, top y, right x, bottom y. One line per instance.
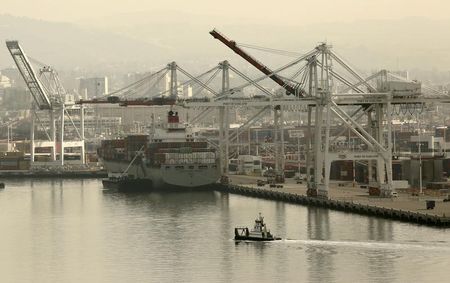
0, 74, 11, 104
78, 77, 109, 98
410, 134, 444, 158
0, 74, 12, 89
0, 68, 25, 88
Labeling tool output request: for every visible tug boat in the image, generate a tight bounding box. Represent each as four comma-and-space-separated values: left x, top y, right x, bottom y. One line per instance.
234, 213, 281, 241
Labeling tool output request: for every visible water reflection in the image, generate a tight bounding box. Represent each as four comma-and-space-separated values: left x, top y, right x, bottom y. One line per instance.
306, 207, 335, 283
366, 218, 396, 282
102, 189, 219, 210
274, 201, 287, 236
218, 192, 233, 283
101, 189, 226, 282
1, 180, 449, 282
272, 201, 288, 282
306, 206, 331, 240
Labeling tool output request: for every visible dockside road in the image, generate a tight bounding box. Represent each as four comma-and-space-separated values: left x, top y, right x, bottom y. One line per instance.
220, 175, 450, 227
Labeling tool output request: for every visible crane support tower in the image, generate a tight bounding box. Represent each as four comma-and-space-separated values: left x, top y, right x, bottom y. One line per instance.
5, 40, 85, 167
205, 30, 450, 198
58, 29, 450, 198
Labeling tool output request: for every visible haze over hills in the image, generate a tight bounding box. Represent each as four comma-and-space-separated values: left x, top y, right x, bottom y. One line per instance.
84, 11, 450, 71
0, 12, 450, 84
0, 14, 170, 74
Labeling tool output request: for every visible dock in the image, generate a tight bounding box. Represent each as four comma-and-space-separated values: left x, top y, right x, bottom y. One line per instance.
0, 170, 107, 179
216, 175, 450, 227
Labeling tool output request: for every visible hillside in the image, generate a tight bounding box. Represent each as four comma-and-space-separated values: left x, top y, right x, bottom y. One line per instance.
1, 13, 450, 83
83, 12, 450, 73
0, 14, 170, 73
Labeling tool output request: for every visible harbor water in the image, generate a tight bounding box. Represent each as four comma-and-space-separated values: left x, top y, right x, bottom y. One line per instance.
0, 179, 449, 283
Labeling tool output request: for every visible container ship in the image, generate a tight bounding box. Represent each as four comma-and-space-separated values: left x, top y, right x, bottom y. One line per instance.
98, 111, 221, 190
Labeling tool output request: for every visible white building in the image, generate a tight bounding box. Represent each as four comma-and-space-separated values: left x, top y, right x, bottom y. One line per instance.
0, 68, 24, 88
163, 72, 184, 97
183, 85, 193, 98
410, 135, 444, 158
79, 77, 109, 98
0, 74, 11, 89
0, 74, 11, 103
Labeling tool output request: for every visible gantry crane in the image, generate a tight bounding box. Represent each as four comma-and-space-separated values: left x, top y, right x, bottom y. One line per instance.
207, 29, 450, 198
8, 32, 445, 198
6, 40, 85, 166
75, 62, 180, 107
6, 41, 54, 109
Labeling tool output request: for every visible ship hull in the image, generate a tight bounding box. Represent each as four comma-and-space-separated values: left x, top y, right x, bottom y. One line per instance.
101, 159, 221, 190
102, 178, 154, 191
234, 235, 277, 241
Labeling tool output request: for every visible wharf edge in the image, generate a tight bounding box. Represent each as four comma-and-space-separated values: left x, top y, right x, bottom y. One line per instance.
0, 170, 108, 179
214, 184, 450, 228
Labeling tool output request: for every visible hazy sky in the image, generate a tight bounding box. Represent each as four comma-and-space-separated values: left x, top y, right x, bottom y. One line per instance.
2, 0, 450, 73
2, 0, 450, 24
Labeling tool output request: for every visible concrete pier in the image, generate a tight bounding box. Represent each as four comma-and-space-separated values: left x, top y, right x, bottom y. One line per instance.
215, 175, 450, 227
0, 170, 107, 179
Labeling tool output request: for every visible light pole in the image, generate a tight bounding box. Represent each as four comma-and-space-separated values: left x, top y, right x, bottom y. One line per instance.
350, 134, 356, 187
418, 113, 423, 195
444, 119, 447, 157
297, 136, 301, 177
393, 121, 396, 155
255, 129, 259, 156
7, 125, 10, 151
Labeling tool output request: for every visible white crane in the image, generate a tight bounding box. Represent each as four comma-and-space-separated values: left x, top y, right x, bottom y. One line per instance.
5, 40, 85, 166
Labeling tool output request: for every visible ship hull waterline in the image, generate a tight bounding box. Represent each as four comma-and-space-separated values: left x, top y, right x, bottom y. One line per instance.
234, 236, 280, 242
101, 159, 221, 191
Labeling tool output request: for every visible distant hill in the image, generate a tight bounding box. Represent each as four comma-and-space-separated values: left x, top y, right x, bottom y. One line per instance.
0, 14, 170, 73
82, 11, 450, 74
1, 13, 450, 83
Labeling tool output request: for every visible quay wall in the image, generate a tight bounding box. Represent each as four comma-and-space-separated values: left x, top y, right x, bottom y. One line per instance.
0, 170, 107, 179
214, 184, 450, 228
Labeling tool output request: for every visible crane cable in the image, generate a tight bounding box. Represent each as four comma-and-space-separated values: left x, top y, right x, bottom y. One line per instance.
118, 69, 170, 99
191, 68, 221, 97
236, 42, 304, 58
237, 41, 307, 94
107, 67, 168, 98
156, 65, 221, 97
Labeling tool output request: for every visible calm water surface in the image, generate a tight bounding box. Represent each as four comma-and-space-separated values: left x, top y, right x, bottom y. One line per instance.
0, 179, 449, 283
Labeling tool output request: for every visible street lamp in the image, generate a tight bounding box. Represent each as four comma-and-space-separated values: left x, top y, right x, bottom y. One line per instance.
7, 125, 10, 150
297, 135, 301, 177
293, 130, 304, 179
444, 119, 448, 158
418, 113, 423, 195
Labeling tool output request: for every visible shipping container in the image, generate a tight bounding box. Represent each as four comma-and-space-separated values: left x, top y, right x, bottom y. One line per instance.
18, 160, 30, 170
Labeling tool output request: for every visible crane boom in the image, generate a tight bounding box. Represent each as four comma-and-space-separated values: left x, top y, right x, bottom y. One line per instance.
76, 96, 177, 107
209, 29, 302, 96
5, 40, 52, 110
